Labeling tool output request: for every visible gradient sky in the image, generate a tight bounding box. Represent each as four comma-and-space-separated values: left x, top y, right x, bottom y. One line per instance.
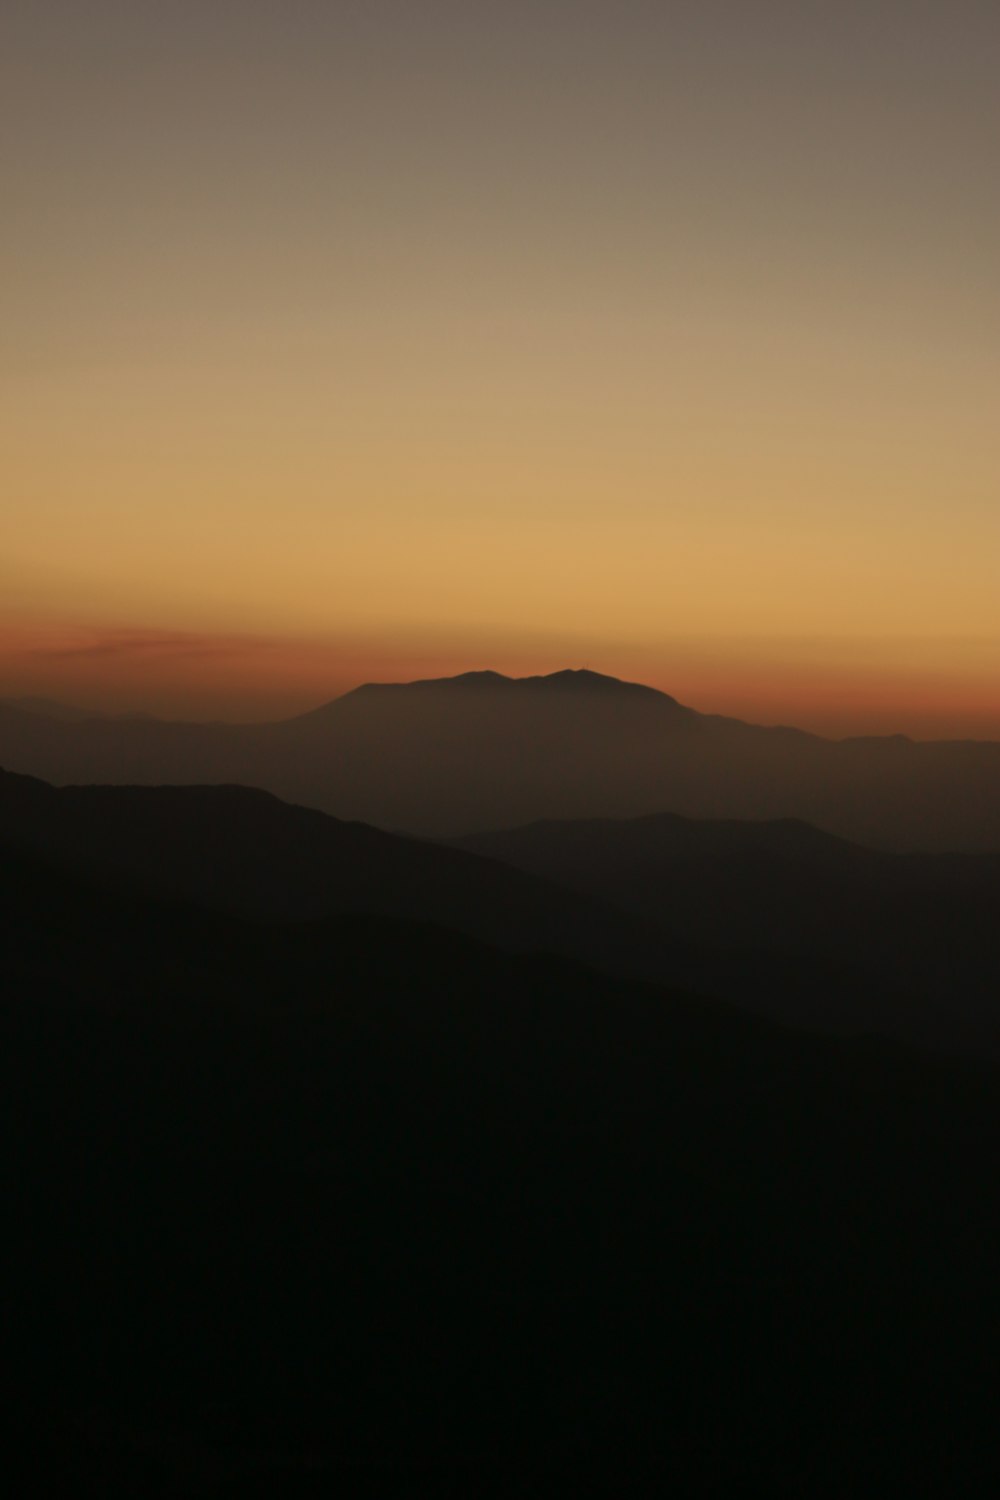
3, 1, 998, 734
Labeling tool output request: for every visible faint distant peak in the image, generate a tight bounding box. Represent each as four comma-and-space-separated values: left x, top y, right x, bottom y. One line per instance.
343, 669, 515, 696
311, 667, 686, 712
0, 695, 99, 722
520, 669, 680, 704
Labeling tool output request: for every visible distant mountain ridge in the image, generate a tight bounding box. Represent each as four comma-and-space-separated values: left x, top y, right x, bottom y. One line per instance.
0, 695, 102, 723
346, 666, 678, 701
293, 668, 689, 725
2, 668, 1000, 850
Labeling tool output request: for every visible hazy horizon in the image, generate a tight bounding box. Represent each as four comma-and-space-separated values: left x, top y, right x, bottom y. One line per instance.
4, 652, 1000, 742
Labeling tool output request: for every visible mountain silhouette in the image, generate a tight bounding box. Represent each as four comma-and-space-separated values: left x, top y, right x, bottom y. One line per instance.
2, 668, 1000, 849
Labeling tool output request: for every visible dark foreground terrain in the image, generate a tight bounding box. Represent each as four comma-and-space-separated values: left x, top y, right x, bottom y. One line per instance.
4, 821, 1000, 1496
5, 768, 1000, 1057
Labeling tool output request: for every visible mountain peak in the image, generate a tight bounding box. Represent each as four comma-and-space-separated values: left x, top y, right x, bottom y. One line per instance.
290, 668, 689, 725
524, 668, 676, 702
330, 667, 681, 705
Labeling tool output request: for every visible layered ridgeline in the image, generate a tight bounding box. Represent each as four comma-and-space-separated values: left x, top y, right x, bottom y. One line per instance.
3, 669, 1000, 849
0, 767, 657, 981
3, 768, 999, 1057
456, 810, 1000, 1057
4, 775, 1000, 1496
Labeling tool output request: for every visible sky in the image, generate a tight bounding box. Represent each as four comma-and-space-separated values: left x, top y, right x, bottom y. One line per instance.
2, 1, 998, 735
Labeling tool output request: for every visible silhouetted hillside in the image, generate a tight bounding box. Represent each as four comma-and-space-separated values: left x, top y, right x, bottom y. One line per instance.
457, 810, 1000, 1056
3, 669, 1000, 849
4, 838, 1000, 1495
0, 768, 656, 980
4, 767, 999, 1056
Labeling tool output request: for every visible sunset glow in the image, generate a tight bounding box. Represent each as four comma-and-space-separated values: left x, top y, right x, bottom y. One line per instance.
3, 2, 998, 735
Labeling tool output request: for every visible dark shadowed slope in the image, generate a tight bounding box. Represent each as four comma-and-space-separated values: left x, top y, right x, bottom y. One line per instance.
3, 669, 1000, 850
0, 768, 658, 981
3, 766, 999, 1056
457, 811, 1000, 1057
4, 838, 1000, 1496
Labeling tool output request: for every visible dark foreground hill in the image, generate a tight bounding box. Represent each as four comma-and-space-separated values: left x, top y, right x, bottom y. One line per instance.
3, 767, 1000, 1057
457, 811, 1000, 1057
0, 767, 656, 981
4, 838, 1000, 1496
3, 668, 1000, 849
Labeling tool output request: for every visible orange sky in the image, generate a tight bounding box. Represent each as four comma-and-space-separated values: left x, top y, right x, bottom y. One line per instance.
2, 3, 998, 737
2, 616, 998, 740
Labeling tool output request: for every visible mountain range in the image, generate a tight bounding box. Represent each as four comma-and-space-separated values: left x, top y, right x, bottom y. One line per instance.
3, 668, 1000, 849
